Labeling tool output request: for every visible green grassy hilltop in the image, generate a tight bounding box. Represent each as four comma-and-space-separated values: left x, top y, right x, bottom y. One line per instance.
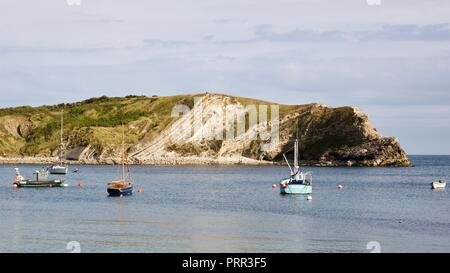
0, 95, 193, 156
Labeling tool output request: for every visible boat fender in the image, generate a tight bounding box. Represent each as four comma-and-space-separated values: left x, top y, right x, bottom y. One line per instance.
282, 184, 289, 189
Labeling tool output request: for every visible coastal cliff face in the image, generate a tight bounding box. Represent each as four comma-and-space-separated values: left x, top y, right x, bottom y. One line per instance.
0, 94, 411, 167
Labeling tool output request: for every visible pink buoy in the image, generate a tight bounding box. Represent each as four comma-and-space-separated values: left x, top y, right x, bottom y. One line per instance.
337, 184, 344, 190
272, 184, 277, 189
137, 186, 143, 193
77, 181, 84, 188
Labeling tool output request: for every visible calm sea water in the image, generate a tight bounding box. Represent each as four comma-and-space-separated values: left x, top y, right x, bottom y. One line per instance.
0, 155, 449, 253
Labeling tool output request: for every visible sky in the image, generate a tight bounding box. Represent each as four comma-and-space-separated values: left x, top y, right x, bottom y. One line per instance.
0, 0, 449, 154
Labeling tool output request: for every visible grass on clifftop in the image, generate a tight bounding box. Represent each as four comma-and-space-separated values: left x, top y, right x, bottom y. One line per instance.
0, 95, 197, 156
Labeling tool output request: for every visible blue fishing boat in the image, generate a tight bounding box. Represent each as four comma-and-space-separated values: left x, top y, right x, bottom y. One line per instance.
279, 126, 313, 195
107, 124, 134, 197
280, 172, 312, 194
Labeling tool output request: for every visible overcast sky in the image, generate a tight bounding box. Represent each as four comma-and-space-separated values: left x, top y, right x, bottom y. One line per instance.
0, 0, 449, 154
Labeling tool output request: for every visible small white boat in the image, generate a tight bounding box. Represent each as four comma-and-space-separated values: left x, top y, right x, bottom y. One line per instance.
431, 181, 446, 190
49, 164, 69, 175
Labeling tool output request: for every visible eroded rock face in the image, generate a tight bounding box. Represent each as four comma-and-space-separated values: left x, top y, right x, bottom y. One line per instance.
272, 105, 412, 167
0, 116, 35, 156
17, 118, 34, 138
0, 115, 34, 138
320, 137, 411, 167
127, 95, 411, 167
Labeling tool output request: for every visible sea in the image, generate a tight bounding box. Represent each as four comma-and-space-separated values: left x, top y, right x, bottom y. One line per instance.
0, 155, 449, 253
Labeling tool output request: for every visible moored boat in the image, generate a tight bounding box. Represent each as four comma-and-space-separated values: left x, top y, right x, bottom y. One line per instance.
279, 123, 313, 195
107, 124, 134, 197
13, 168, 68, 188
431, 180, 446, 190
49, 110, 69, 175
107, 180, 134, 196
280, 172, 313, 194
49, 164, 68, 175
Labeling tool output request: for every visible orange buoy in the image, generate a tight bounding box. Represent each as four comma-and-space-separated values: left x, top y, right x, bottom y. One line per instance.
272, 184, 277, 189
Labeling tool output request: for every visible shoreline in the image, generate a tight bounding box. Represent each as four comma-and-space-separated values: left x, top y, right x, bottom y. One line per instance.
0, 156, 275, 166
0, 156, 412, 167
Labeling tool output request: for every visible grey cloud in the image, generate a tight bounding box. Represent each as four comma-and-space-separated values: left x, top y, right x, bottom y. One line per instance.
262, 23, 450, 43
218, 23, 450, 45
0, 45, 114, 54
258, 29, 346, 43
252, 24, 346, 43
99, 18, 124, 24
216, 25, 347, 44
357, 23, 450, 42
142, 39, 192, 47
215, 18, 232, 24
253, 24, 273, 35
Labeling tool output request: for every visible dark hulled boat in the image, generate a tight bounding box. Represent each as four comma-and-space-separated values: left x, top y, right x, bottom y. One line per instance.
107, 124, 134, 197
13, 168, 68, 188
107, 181, 133, 196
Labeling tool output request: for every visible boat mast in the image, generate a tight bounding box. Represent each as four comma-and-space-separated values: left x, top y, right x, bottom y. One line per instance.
294, 120, 299, 173
121, 123, 125, 181
60, 110, 64, 164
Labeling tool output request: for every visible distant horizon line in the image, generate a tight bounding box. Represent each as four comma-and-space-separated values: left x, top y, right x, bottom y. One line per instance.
408, 154, 450, 156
